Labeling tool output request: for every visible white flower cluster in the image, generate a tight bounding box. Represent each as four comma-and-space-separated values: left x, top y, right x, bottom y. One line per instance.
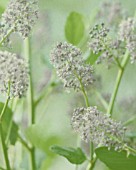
88, 23, 117, 64
119, 18, 136, 63
71, 106, 126, 150
0, 51, 29, 98
0, 0, 38, 42
50, 42, 94, 91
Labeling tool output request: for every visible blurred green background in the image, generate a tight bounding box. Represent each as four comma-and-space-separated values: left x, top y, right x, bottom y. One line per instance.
0, 0, 136, 170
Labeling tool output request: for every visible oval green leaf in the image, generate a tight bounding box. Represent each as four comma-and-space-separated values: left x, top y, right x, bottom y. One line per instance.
86, 52, 100, 65
95, 147, 136, 170
65, 11, 84, 45
50, 145, 87, 164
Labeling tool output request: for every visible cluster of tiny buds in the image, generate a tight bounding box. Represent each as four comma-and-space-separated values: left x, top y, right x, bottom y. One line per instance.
88, 23, 115, 64
50, 42, 94, 91
88, 20, 136, 65
119, 18, 136, 63
89, 23, 110, 54
0, 0, 38, 42
0, 51, 29, 98
71, 106, 127, 151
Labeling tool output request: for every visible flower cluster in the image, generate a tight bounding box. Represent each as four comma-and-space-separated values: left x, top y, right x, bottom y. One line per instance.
0, 51, 29, 98
0, 0, 38, 42
88, 23, 115, 64
71, 106, 126, 150
89, 23, 110, 54
50, 42, 94, 91
97, 1, 126, 26
88, 21, 136, 65
119, 18, 136, 63
119, 18, 135, 41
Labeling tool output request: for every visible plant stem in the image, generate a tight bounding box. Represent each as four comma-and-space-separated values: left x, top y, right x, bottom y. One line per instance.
126, 145, 136, 154
94, 90, 108, 111
18, 134, 31, 152
0, 96, 11, 170
78, 78, 96, 169
123, 116, 136, 126
107, 50, 129, 116
24, 38, 35, 124
35, 82, 55, 107
86, 157, 97, 170
24, 38, 36, 170
0, 29, 14, 46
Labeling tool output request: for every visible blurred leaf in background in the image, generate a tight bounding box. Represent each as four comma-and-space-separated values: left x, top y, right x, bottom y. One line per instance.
65, 12, 85, 45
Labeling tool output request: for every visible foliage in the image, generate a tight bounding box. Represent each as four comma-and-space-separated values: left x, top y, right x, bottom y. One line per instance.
0, 0, 136, 170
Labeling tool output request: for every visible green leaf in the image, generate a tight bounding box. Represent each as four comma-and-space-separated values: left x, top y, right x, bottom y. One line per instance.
0, 6, 4, 16
0, 102, 18, 145
65, 11, 84, 45
86, 52, 100, 65
50, 145, 87, 164
95, 147, 136, 170
9, 122, 19, 145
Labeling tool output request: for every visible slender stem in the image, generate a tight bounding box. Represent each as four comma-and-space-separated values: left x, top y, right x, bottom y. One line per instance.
81, 86, 89, 107
0, 98, 10, 121
78, 78, 96, 169
73, 67, 96, 169
0, 28, 14, 46
123, 116, 136, 126
90, 142, 94, 161
94, 90, 108, 111
0, 95, 11, 170
35, 83, 55, 107
107, 50, 129, 116
126, 145, 136, 154
78, 78, 89, 107
18, 134, 31, 152
24, 38, 35, 124
24, 38, 36, 170
113, 57, 122, 69
0, 124, 11, 170
87, 157, 97, 170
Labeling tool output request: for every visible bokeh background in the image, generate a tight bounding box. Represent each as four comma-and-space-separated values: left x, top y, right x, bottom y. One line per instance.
0, 0, 136, 170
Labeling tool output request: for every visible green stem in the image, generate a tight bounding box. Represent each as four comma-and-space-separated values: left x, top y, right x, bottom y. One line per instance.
18, 134, 31, 152
90, 142, 94, 159
107, 50, 129, 116
0, 97, 11, 170
24, 38, 35, 124
94, 90, 108, 111
126, 145, 136, 154
0, 28, 14, 46
78, 78, 96, 169
24, 38, 36, 170
35, 82, 56, 107
123, 116, 136, 126
0, 98, 10, 121
113, 57, 122, 69
87, 157, 97, 170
